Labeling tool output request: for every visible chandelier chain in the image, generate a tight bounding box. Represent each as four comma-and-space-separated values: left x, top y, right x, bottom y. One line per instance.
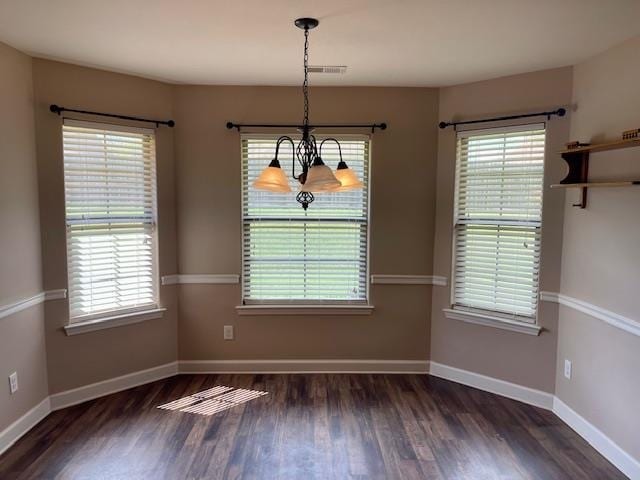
303, 27, 309, 127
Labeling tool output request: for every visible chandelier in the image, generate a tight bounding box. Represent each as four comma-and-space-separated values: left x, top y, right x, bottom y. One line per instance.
252, 18, 363, 210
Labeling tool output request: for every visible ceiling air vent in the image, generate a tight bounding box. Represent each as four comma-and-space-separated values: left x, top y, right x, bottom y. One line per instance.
308, 65, 347, 74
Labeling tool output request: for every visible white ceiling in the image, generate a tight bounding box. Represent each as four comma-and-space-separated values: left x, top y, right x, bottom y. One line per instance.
1, 0, 640, 87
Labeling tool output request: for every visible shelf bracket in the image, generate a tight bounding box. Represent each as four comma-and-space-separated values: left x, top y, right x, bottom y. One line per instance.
560, 151, 590, 208
574, 186, 587, 208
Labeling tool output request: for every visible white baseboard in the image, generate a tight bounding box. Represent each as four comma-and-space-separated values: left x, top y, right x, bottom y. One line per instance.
49, 361, 178, 410
553, 397, 640, 480
429, 361, 554, 410
178, 359, 430, 374
0, 397, 51, 456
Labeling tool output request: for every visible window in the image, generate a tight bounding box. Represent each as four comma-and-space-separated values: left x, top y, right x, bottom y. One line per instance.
62, 120, 159, 322
241, 135, 370, 304
452, 124, 545, 322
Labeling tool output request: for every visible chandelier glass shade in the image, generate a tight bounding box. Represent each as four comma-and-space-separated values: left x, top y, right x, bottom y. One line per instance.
300, 160, 341, 192
251, 18, 363, 209
334, 161, 364, 191
252, 158, 292, 193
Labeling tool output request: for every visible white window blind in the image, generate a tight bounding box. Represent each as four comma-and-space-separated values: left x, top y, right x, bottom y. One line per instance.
62, 120, 159, 322
242, 135, 370, 304
453, 124, 545, 321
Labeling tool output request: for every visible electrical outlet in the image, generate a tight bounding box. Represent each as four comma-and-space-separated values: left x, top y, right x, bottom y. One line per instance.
223, 325, 234, 340
564, 359, 572, 379
9, 372, 18, 394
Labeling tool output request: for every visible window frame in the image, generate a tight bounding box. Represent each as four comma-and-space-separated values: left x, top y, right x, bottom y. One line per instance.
240, 133, 372, 306
62, 119, 161, 325
450, 123, 546, 326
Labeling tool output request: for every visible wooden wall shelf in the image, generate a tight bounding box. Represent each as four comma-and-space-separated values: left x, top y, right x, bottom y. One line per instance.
559, 137, 640, 155
558, 136, 640, 208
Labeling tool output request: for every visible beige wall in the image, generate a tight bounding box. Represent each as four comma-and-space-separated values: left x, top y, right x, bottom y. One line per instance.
173, 86, 438, 360
0, 42, 48, 431
430, 67, 573, 393
1, 40, 636, 468
31, 59, 179, 393
555, 36, 640, 459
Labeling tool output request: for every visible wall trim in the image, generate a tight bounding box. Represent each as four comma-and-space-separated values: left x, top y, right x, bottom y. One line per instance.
443, 308, 542, 336
370, 274, 448, 286
165, 274, 450, 286
63, 307, 166, 336
179, 359, 429, 374
553, 397, 640, 480
541, 291, 640, 337
235, 304, 374, 316
0, 292, 45, 320
44, 289, 67, 301
49, 361, 178, 411
161, 274, 240, 285
0, 397, 51, 456
429, 361, 554, 410
0, 289, 67, 321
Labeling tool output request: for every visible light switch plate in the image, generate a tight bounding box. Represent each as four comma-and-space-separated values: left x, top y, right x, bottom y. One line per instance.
564, 359, 572, 379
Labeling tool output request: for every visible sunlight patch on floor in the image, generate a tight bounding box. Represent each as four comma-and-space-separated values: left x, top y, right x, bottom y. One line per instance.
157, 385, 268, 416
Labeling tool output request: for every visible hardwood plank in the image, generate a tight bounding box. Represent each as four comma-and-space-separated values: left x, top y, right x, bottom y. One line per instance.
0, 374, 628, 480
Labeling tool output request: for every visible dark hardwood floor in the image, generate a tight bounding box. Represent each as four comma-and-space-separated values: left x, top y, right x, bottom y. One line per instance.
0, 374, 626, 479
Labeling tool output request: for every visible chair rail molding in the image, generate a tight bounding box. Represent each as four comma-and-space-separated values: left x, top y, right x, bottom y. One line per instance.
0, 289, 67, 320
540, 291, 640, 337
161, 274, 240, 285
370, 275, 447, 286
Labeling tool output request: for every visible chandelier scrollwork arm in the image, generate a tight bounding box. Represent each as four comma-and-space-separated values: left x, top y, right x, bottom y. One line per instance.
319, 138, 343, 164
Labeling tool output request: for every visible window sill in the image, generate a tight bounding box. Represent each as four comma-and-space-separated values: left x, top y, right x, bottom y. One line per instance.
64, 307, 166, 336
443, 308, 541, 336
236, 304, 374, 316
